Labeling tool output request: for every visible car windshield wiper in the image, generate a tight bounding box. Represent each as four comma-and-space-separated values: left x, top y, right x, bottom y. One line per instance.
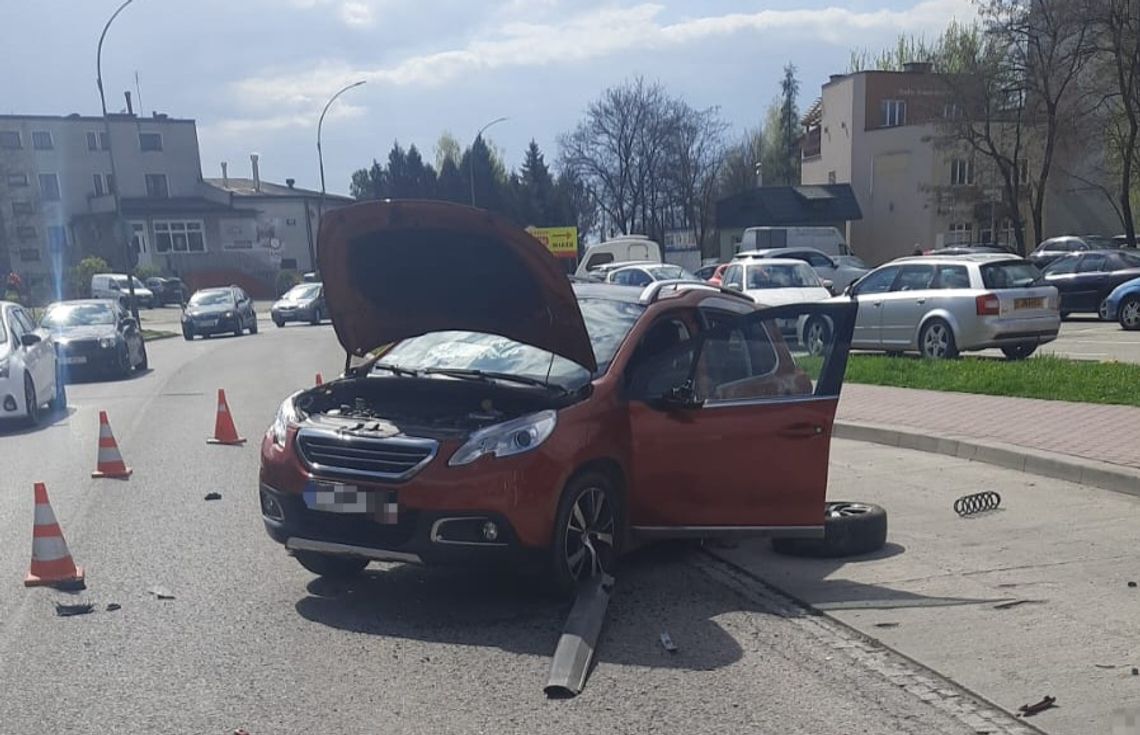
371, 362, 419, 378
422, 367, 566, 393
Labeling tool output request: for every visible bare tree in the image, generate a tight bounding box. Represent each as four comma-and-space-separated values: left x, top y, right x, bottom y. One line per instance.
667, 103, 729, 250
719, 128, 765, 196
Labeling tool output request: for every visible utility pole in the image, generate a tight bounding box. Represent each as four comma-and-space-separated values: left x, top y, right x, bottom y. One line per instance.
316, 80, 366, 273
470, 116, 508, 206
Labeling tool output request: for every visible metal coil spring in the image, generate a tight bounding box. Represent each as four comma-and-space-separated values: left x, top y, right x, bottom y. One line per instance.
954, 491, 1002, 516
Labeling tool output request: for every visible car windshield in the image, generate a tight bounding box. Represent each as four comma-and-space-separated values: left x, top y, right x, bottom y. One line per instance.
645, 265, 698, 281
284, 284, 320, 300
980, 261, 1043, 289
0, 313, 8, 345
42, 303, 116, 328
746, 263, 820, 289
374, 297, 645, 388
189, 290, 233, 306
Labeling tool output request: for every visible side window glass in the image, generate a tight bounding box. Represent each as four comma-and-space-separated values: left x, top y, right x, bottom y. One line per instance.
610, 270, 631, 285
627, 319, 695, 400
13, 309, 36, 333
935, 265, 971, 289
1046, 257, 1077, 275
723, 266, 744, 290
808, 253, 831, 268
1078, 255, 1105, 273
9, 311, 27, 340
892, 265, 935, 291
629, 270, 652, 287
852, 267, 898, 295
586, 253, 614, 270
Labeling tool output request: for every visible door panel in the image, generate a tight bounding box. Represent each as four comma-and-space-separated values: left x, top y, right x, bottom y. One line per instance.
626, 301, 856, 531
879, 292, 927, 347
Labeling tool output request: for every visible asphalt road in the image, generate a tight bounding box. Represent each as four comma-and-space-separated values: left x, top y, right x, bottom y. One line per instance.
1039, 316, 1140, 363
0, 325, 1020, 734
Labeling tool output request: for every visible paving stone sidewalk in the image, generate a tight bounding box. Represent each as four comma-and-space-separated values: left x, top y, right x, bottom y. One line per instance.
837, 384, 1140, 471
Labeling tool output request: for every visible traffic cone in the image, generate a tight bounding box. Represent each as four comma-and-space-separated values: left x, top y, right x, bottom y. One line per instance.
315, 372, 323, 386
207, 388, 246, 445
92, 410, 132, 478
25, 483, 85, 588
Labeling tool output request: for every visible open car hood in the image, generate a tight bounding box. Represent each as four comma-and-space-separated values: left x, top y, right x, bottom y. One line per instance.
318, 200, 597, 372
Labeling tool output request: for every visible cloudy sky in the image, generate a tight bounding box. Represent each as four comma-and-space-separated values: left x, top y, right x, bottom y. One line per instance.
8, 0, 974, 195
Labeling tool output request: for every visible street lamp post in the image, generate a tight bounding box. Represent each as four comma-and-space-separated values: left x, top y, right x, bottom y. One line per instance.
470, 116, 508, 206
315, 80, 366, 273
97, 0, 139, 320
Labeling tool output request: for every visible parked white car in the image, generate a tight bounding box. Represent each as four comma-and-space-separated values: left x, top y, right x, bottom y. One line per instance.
0, 301, 65, 426
720, 259, 835, 351
91, 273, 155, 309
603, 263, 700, 287
841, 255, 1060, 359
576, 235, 663, 276
733, 247, 869, 293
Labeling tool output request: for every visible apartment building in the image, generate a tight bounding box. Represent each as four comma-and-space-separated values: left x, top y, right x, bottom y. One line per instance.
800, 64, 1119, 264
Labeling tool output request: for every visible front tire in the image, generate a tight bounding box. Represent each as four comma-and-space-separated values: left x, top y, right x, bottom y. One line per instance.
117, 345, 132, 378
49, 362, 67, 412
293, 551, 368, 579
138, 342, 149, 371
1001, 344, 1037, 360
1119, 296, 1140, 331
183, 326, 194, 341
919, 318, 958, 359
310, 307, 322, 326
249, 315, 259, 335
772, 502, 887, 558
23, 374, 39, 427
550, 472, 620, 595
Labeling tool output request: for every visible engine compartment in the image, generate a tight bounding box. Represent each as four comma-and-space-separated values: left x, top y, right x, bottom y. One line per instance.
294, 375, 580, 439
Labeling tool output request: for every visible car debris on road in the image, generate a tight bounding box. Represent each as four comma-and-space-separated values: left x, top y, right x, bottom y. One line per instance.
1018, 695, 1057, 717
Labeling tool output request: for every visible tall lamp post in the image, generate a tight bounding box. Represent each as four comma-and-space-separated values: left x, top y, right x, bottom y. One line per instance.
470, 116, 508, 206
97, 0, 139, 320
315, 80, 366, 273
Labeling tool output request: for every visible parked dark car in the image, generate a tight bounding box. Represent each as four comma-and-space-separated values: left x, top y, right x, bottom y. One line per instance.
144, 277, 187, 306
1042, 250, 1140, 318
181, 286, 258, 339
271, 282, 326, 327
40, 299, 147, 378
1030, 236, 1095, 269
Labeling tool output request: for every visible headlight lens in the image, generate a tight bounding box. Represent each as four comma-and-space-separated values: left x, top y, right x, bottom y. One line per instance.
0, 358, 8, 379
224, 311, 234, 319
99, 336, 116, 349
270, 393, 302, 446
448, 410, 557, 466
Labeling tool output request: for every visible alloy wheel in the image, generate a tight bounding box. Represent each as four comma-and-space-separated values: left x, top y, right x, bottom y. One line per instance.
922, 323, 949, 358
1122, 299, 1140, 329
1099, 298, 1110, 321
805, 318, 828, 356
825, 501, 874, 519
563, 486, 616, 582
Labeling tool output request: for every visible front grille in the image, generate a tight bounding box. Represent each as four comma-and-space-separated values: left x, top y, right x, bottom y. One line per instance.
296, 427, 438, 482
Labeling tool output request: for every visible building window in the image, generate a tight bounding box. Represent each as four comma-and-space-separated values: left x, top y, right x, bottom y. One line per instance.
154, 220, 205, 253
19, 249, 40, 263
130, 222, 148, 255
0, 131, 21, 149
47, 226, 67, 253
87, 131, 111, 151
16, 226, 36, 239
92, 173, 114, 197
1000, 218, 1016, 245
950, 159, 974, 186
943, 103, 962, 120
948, 222, 973, 245
285, 218, 297, 226
881, 99, 906, 127
39, 173, 61, 201
139, 132, 163, 151
12, 201, 34, 215
32, 131, 53, 150
145, 173, 169, 198
6, 173, 28, 187
827, 171, 837, 184
93, 174, 105, 197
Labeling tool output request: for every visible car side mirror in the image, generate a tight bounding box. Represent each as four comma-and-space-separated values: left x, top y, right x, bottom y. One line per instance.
724, 282, 742, 292
654, 382, 701, 411
20, 333, 41, 347
121, 317, 137, 329
822, 279, 834, 291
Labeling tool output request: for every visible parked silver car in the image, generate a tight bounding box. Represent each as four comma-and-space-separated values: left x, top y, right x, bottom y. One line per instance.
734, 247, 869, 294
841, 255, 1060, 359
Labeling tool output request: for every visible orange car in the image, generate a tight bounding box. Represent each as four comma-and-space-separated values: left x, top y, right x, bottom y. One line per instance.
259, 200, 871, 592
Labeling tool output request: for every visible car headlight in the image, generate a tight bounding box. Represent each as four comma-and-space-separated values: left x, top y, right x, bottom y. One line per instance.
270, 393, 303, 447
448, 410, 557, 466
224, 311, 234, 319
99, 336, 117, 349
0, 358, 8, 379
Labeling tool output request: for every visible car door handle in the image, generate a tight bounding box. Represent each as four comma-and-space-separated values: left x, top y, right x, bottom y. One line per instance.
915, 298, 926, 304
872, 300, 883, 307
778, 423, 824, 439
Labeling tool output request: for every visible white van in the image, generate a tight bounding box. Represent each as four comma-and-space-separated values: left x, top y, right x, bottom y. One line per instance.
575, 235, 663, 276
91, 273, 155, 308
737, 226, 851, 257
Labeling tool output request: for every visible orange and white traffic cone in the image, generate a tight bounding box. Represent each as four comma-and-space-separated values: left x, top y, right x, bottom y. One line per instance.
92, 410, 132, 479
315, 372, 323, 386
207, 388, 246, 445
25, 483, 85, 588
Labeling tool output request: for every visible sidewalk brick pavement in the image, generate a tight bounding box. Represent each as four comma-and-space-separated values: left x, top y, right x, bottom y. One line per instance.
837, 384, 1140, 471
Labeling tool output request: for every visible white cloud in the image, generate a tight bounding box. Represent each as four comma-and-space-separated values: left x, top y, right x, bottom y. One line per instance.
222, 0, 974, 127
288, 0, 384, 27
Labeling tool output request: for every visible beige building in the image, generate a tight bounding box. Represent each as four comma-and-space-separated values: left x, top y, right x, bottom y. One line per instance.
801, 64, 1120, 265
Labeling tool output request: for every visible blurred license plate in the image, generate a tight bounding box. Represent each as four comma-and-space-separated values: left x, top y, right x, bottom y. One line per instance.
1014, 298, 1043, 309
199, 319, 218, 327
303, 481, 398, 522
62, 356, 87, 365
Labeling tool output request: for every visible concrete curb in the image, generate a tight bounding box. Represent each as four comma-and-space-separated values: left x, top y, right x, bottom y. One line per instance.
834, 420, 1140, 498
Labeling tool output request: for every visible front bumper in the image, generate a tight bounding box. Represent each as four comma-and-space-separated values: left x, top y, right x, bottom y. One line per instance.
56, 340, 119, 373
183, 315, 240, 335
271, 304, 313, 322
0, 374, 29, 417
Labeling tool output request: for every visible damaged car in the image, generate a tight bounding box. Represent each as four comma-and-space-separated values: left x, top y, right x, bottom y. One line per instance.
259, 200, 877, 592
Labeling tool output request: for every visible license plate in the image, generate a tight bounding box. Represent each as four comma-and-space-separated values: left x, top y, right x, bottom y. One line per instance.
199, 319, 218, 327
1014, 298, 1043, 309
62, 356, 87, 365
302, 481, 398, 523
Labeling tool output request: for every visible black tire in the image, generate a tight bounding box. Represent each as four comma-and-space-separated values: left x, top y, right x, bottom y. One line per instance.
310, 307, 321, 326
1098, 297, 1111, 321
138, 342, 149, 371
802, 316, 830, 356
249, 316, 258, 335
1001, 344, 1037, 360
1060, 311, 1071, 320
49, 361, 67, 413
183, 327, 194, 341
23, 374, 39, 427
293, 551, 369, 579
919, 318, 958, 359
117, 345, 132, 378
274, 318, 285, 328
550, 471, 621, 596
772, 502, 888, 558
1119, 295, 1140, 331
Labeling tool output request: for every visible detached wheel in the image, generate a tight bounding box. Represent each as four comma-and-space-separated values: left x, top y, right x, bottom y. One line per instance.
772, 502, 887, 558
550, 472, 620, 595
293, 551, 368, 579
919, 318, 958, 359
1120, 296, 1140, 331
1001, 344, 1036, 360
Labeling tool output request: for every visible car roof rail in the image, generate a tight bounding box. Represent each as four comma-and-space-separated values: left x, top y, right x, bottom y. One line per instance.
638, 280, 754, 305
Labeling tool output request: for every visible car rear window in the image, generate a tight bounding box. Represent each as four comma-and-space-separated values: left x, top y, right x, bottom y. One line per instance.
980, 261, 1043, 289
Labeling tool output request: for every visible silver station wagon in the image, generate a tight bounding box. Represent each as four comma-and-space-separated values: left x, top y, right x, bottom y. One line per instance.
840, 255, 1060, 359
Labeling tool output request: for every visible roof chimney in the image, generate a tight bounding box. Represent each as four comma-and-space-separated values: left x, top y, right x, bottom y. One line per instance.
286, 178, 295, 189
250, 153, 261, 192
221, 162, 228, 188
124, 91, 134, 116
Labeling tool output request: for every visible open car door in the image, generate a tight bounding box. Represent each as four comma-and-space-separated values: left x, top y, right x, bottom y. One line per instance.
625, 300, 856, 538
